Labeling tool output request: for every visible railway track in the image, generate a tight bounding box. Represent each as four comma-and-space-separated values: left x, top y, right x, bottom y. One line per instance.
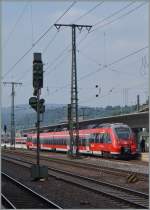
2, 172, 61, 209
2, 149, 148, 180
2, 156, 149, 209
1, 194, 16, 209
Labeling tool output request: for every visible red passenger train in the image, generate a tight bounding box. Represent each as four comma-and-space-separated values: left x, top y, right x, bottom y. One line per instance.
26, 123, 137, 159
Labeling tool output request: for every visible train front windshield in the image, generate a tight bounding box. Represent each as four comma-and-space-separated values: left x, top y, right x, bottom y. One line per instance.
115, 127, 131, 140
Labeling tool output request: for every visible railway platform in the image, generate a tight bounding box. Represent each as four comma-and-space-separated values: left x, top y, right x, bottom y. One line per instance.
140, 152, 149, 162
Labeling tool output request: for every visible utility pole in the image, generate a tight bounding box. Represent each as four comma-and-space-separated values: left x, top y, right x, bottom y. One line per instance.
3, 82, 22, 149
54, 24, 92, 157
137, 94, 140, 112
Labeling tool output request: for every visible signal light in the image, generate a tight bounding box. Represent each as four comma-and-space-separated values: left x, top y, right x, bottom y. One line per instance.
29, 97, 37, 112
33, 53, 43, 89
39, 99, 45, 113
29, 97, 45, 113
33, 62, 43, 89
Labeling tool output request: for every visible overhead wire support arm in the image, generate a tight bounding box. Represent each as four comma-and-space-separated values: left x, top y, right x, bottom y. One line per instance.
54, 23, 92, 32
54, 23, 92, 157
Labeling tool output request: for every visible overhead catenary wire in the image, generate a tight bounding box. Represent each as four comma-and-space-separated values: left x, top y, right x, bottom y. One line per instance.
77, 1, 147, 46
3, 1, 29, 49
42, 1, 105, 72
44, 1, 147, 77
8, 1, 133, 84
5, 0, 148, 105
72, 0, 105, 23
92, 1, 147, 33
30, 1, 34, 46
93, 1, 135, 27
48, 45, 148, 97
2, 1, 77, 79
17, 6, 148, 100
16, 47, 71, 89
43, 1, 105, 73
79, 80, 147, 106
42, 31, 59, 54
4, 0, 105, 82
79, 46, 148, 81
77, 49, 102, 66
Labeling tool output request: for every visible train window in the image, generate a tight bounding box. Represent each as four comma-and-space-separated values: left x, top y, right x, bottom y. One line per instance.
79, 137, 82, 146
89, 134, 95, 143
80, 137, 84, 146
103, 133, 111, 143
99, 133, 104, 143
95, 134, 99, 143
27, 137, 31, 142
41, 138, 44, 144
60, 139, 62, 145
115, 127, 130, 140
33, 138, 37, 144
80, 138, 85, 146
54, 138, 57, 145
46, 138, 49, 144
63, 138, 67, 145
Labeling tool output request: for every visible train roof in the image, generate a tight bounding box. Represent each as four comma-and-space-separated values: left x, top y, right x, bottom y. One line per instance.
95, 123, 128, 128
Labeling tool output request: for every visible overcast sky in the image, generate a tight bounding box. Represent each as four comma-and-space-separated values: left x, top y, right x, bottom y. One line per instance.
1, 0, 149, 108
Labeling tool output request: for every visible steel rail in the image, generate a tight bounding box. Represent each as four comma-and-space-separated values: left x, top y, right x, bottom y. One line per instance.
2, 149, 148, 179
1, 193, 16, 209
2, 156, 149, 209
2, 172, 62, 209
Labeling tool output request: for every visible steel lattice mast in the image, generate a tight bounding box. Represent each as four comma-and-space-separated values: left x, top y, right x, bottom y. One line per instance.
54, 23, 92, 156
3, 82, 22, 149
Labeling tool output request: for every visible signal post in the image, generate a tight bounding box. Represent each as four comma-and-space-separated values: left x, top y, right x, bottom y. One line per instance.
29, 53, 47, 180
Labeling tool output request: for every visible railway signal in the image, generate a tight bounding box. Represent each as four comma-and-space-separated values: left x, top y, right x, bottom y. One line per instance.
29, 97, 37, 111
39, 99, 45, 113
30, 52, 48, 180
33, 53, 43, 90
29, 97, 45, 113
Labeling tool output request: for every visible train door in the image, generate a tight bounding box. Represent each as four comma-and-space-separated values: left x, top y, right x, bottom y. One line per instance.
85, 135, 90, 153
102, 133, 112, 157
89, 133, 103, 155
